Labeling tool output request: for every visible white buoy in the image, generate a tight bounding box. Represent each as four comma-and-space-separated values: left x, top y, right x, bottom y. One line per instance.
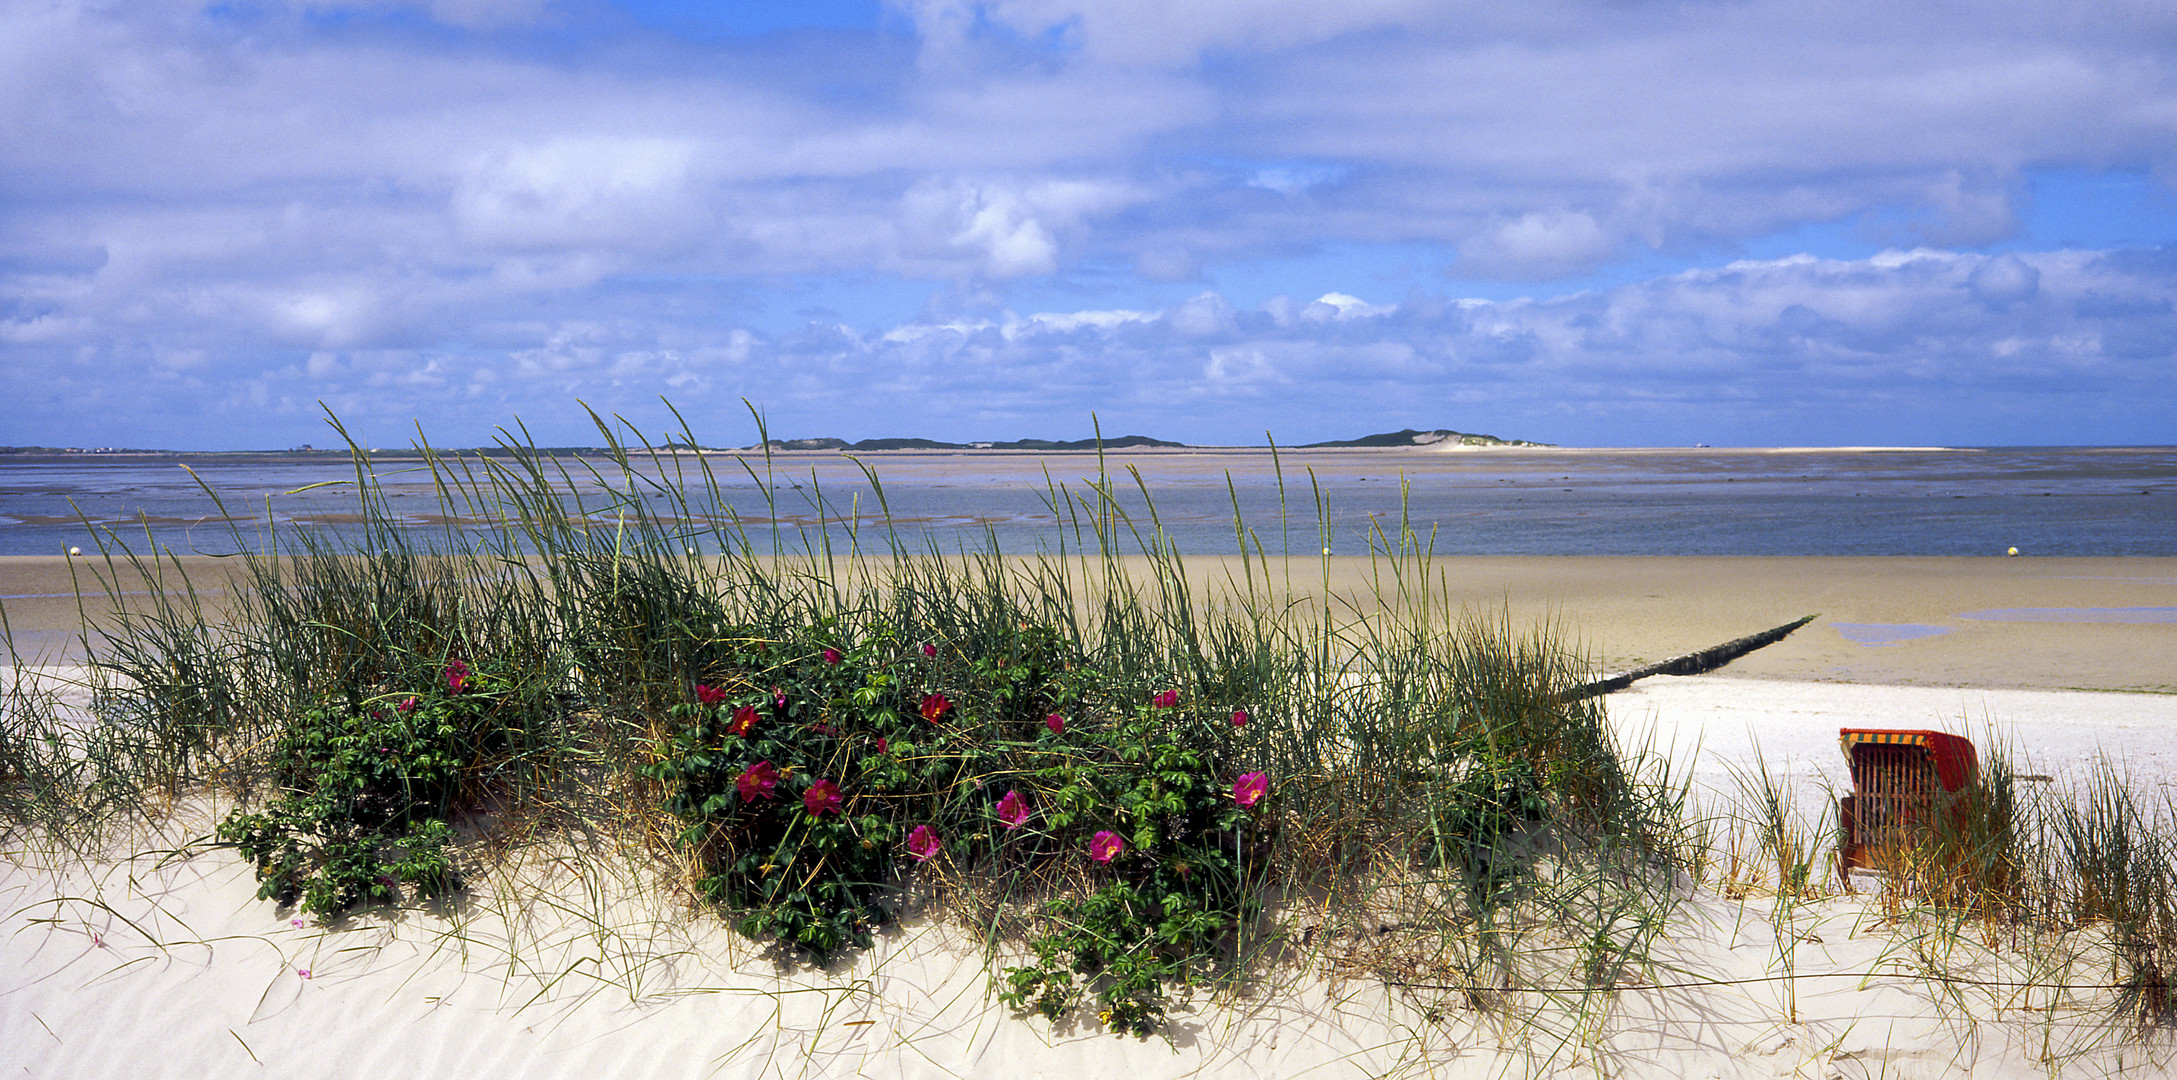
68, 546, 82, 557
2007, 546, 2020, 557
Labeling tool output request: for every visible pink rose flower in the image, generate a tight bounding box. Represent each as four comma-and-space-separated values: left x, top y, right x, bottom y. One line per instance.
1233, 771, 1270, 808
1153, 689, 1178, 708
697, 683, 728, 706
737, 760, 781, 801
907, 824, 940, 861
922, 643, 937, 657
727, 705, 758, 737
1230, 708, 1249, 728
996, 789, 1031, 829
1090, 830, 1125, 863
822, 647, 842, 665
444, 659, 469, 694
1045, 712, 1065, 735
920, 692, 953, 723
804, 778, 843, 817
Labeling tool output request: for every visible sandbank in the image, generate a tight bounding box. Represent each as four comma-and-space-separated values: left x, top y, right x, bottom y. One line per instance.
7, 553, 2171, 692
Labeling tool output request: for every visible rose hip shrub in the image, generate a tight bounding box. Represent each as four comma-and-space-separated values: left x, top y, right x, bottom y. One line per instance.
642, 630, 917, 958
640, 619, 1272, 1036
216, 654, 548, 916
996, 695, 1269, 1037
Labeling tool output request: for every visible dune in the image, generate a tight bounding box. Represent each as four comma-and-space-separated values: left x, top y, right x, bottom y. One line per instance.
7, 554, 2177, 1077
9, 669, 2177, 1077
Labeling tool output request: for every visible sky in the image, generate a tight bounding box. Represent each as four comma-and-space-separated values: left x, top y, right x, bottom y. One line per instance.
2, 0, 2175, 450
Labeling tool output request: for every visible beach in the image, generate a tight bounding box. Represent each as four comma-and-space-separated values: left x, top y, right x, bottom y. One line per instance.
5, 553, 2177, 1077
8, 552, 2172, 690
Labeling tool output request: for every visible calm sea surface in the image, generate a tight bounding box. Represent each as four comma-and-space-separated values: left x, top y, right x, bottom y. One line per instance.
0, 446, 2171, 559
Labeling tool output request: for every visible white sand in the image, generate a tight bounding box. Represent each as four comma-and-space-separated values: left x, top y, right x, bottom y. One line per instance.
9, 667, 2177, 1077
1607, 675, 2177, 811
1, 801, 1450, 1080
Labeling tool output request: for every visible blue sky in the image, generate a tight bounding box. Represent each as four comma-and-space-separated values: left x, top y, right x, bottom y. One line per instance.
2, 0, 2174, 449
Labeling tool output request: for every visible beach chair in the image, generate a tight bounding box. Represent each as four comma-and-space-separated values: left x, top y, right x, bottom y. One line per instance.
1836, 728, 1978, 886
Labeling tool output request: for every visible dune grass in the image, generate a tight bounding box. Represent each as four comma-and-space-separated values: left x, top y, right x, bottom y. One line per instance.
4, 405, 2177, 1064
1726, 724, 2177, 1053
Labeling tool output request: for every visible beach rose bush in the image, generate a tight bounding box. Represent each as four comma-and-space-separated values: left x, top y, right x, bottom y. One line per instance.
635, 614, 1269, 1030
996, 690, 1269, 1037
640, 618, 1099, 959
642, 628, 920, 959
216, 652, 546, 916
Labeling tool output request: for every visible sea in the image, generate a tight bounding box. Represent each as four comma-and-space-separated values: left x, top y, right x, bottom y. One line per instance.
0, 445, 2171, 559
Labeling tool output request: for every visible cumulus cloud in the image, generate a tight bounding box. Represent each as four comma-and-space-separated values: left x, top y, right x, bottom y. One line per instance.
1163, 292, 1237, 336
1968, 252, 2042, 308
7, 0, 2174, 296
4, 0, 2177, 447
897, 177, 1145, 279
692, 246, 2164, 445
13, 244, 2169, 448
1454, 210, 1618, 279
453, 138, 703, 251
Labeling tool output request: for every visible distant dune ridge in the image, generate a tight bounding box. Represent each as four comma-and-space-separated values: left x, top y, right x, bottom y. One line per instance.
2, 427, 1550, 456
752, 427, 1553, 452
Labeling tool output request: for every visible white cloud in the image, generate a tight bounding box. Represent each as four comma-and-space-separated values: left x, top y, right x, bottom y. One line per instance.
1304, 292, 1393, 320
5, 0, 2177, 447
1163, 292, 1236, 336
1203, 345, 1278, 385
954, 194, 1058, 279
10, 0, 2172, 301
1968, 252, 2042, 308
29, 223, 2172, 448
1018, 308, 1153, 333
970, 0, 1438, 67
1134, 247, 1200, 282
454, 138, 701, 251
1455, 210, 1616, 278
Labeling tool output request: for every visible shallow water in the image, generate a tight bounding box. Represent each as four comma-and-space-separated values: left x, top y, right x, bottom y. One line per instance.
1829, 623, 1955, 646
1958, 606, 2177, 623
2, 445, 2171, 557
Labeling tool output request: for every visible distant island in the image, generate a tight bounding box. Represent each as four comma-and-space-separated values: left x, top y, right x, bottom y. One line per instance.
1297, 428, 1550, 449
0, 427, 1552, 457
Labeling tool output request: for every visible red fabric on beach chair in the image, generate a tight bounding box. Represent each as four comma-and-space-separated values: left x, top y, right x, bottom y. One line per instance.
1836, 729, 1979, 884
